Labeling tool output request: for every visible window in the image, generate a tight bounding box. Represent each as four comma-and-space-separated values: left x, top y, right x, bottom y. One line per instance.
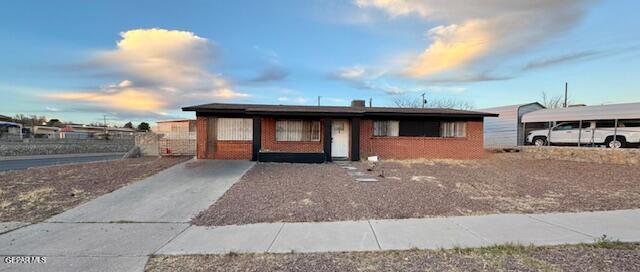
441, 122, 467, 138
399, 120, 440, 137
553, 122, 580, 131
373, 120, 399, 136
217, 118, 252, 140
276, 120, 320, 141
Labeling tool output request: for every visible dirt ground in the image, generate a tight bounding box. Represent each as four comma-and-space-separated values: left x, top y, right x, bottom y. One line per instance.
0, 156, 190, 222
193, 153, 640, 226
146, 242, 640, 272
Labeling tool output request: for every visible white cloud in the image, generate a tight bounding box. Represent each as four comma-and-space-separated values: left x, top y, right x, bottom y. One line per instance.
50, 28, 249, 116
337, 66, 366, 79
45, 106, 62, 112
355, 0, 592, 79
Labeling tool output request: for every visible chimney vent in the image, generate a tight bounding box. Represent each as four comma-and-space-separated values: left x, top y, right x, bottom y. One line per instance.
351, 100, 366, 108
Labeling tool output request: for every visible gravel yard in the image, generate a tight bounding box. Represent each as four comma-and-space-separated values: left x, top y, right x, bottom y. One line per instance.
146, 242, 640, 272
194, 153, 640, 226
0, 156, 190, 222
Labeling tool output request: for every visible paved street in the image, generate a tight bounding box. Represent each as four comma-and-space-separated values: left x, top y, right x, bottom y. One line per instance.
0, 153, 124, 171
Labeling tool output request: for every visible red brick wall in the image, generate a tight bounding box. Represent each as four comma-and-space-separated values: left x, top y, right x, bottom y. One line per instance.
214, 141, 252, 160
261, 117, 324, 153
195, 116, 252, 160
360, 119, 486, 160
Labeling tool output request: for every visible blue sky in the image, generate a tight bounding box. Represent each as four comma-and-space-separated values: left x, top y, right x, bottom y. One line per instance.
1, 0, 639, 125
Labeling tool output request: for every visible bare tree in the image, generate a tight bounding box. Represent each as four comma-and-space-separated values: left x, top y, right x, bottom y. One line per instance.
12, 114, 47, 126
391, 95, 421, 108
540, 91, 572, 109
427, 97, 474, 110
391, 94, 473, 110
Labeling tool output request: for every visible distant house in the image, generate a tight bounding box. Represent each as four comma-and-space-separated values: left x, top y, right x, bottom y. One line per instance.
183, 100, 497, 163
0, 114, 12, 122
60, 124, 136, 139
155, 119, 197, 155
32, 126, 61, 139
0, 121, 22, 140
156, 119, 196, 135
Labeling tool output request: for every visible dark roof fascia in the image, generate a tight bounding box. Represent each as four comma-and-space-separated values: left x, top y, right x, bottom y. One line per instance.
246, 110, 363, 118
363, 112, 498, 118
186, 106, 498, 118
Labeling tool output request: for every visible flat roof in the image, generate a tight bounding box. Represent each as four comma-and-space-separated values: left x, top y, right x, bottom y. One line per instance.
183, 103, 498, 118
522, 102, 640, 123
156, 119, 196, 123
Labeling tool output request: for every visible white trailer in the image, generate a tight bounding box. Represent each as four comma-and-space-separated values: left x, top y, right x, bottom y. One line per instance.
479, 103, 545, 149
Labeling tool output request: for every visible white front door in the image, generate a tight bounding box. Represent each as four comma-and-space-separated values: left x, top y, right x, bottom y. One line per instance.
331, 120, 349, 158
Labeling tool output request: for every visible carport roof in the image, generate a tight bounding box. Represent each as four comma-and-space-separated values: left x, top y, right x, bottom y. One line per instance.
182, 103, 498, 118
521, 102, 640, 123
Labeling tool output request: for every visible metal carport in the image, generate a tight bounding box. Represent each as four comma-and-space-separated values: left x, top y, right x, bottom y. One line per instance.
521, 102, 640, 147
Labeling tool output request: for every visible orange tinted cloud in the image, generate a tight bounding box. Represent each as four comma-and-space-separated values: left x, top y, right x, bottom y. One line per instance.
404, 20, 492, 77
49, 86, 166, 112
355, 0, 590, 79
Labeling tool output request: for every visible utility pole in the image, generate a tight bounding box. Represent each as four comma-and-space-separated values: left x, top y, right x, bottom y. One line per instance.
563, 82, 568, 108
103, 115, 108, 138
421, 93, 427, 108
317, 96, 321, 106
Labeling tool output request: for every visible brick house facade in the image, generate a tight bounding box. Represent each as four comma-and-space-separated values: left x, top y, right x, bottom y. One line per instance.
187, 101, 497, 162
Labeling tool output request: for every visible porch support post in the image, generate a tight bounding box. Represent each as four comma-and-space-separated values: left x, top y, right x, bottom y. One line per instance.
251, 116, 261, 161
351, 118, 360, 161
577, 120, 582, 147
323, 118, 332, 162
521, 122, 526, 146
613, 119, 618, 147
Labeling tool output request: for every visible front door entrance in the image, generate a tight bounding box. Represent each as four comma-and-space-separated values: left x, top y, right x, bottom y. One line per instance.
331, 120, 349, 158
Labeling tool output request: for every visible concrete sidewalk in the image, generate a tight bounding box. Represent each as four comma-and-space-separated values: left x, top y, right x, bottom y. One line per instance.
157, 209, 640, 255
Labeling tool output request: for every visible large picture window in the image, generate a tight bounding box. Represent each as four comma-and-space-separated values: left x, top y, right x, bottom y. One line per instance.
276, 120, 321, 141
399, 120, 440, 137
373, 120, 467, 138
217, 118, 253, 140
441, 122, 467, 138
373, 120, 399, 136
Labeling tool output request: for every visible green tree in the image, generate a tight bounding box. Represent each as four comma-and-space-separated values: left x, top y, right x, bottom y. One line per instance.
123, 122, 133, 129
137, 122, 150, 131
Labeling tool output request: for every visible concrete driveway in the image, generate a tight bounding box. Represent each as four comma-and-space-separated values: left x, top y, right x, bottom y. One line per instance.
48, 159, 254, 223
0, 159, 254, 272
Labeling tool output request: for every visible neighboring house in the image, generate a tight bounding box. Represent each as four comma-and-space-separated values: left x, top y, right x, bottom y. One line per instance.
479, 102, 545, 149
0, 121, 23, 140
32, 126, 60, 139
60, 124, 136, 139
156, 119, 196, 134
155, 119, 197, 155
183, 100, 498, 163
0, 114, 12, 122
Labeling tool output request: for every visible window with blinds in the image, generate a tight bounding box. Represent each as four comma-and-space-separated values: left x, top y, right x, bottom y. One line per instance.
373, 120, 399, 136
441, 122, 467, 138
217, 118, 253, 140
276, 120, 321, 141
